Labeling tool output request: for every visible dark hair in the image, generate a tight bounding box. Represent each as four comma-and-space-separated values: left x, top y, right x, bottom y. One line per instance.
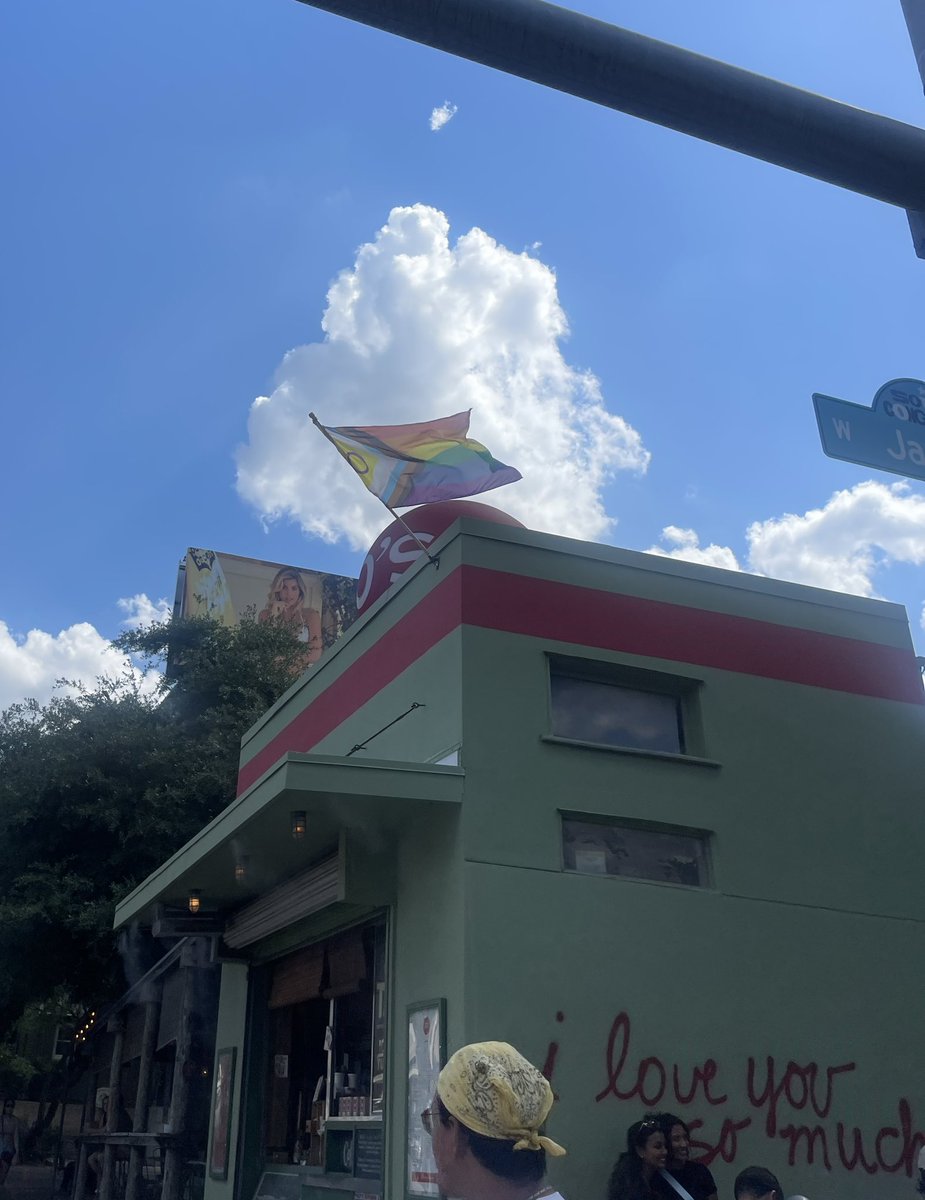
607, 1155, 652, 1200
656, 1113, 688, 1140
733, 1165, 783, 1199
435, 1094, 545, 1184
626, 1114, 664, 1155
606, 1117, 666, 1200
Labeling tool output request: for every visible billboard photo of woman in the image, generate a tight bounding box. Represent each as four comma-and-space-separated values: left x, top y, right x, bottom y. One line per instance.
258, 568, 323, 664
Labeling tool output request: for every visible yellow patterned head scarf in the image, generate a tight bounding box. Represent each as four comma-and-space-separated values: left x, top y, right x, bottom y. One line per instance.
436, 1042, 566, 1157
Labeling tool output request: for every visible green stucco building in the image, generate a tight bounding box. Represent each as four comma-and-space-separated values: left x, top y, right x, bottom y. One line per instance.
115, 511, 925, 1200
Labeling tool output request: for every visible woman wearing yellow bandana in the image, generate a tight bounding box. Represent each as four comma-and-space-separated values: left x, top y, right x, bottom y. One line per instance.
421, 1042, 567, 1200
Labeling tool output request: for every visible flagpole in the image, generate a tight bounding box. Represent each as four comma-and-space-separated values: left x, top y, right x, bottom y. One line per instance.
309, 412, 441, 568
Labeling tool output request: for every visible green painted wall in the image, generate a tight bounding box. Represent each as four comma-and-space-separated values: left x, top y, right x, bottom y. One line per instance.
458, 624, 924, 920
440, 529, 925, 1200
204, 962, 250, 1200
461, 860, 924, 1200
387, 808, 465, 1200
308, 631, 463, 764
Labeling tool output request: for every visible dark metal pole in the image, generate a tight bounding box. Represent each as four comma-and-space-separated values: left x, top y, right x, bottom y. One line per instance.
902, 0, 925, 94
901, 0, 925, 254
294, 0, 925, 217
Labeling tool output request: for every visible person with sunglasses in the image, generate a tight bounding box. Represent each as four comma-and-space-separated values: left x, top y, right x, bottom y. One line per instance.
606, 1115, 668, 1200
421, 1041, 567, 1200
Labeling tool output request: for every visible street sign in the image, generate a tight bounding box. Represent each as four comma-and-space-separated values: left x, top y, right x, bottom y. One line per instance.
813, 378, 925, 481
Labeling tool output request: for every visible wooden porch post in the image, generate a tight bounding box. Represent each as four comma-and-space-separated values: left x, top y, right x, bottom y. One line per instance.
73, 1142, 90, 1200
160, 940, 205, 1200
98, 1015, 126, 1200
126, 982, 163, 1200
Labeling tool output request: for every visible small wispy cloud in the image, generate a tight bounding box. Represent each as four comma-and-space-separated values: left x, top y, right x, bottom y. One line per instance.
429, 101, 458, 132
117, 593, 173, 629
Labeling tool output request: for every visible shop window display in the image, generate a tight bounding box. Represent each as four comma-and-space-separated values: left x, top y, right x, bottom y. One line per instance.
264, 920, 387, 1175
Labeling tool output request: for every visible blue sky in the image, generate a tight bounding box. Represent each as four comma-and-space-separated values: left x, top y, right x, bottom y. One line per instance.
2, 0, 924, 705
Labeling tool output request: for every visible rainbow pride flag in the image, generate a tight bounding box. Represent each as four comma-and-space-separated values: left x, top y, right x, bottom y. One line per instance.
318, 410, 522, 508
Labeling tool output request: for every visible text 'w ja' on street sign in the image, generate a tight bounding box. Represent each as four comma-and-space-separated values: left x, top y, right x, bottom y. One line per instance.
813, 378, 925, 482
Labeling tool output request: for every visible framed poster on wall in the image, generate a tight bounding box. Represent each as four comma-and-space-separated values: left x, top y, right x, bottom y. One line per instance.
209, 1047, 237, 1180
406, 999, 446, 1199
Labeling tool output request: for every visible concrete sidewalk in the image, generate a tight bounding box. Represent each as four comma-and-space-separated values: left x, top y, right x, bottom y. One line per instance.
1, 1162, 59, 1200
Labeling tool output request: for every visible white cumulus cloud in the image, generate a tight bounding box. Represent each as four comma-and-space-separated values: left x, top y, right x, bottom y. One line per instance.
0, 593, 172, 710
236, 204, 650, 550
745, 481, 925, 596
118, 593, 173, 629
646, 481, 925, 606
0, 620, 141, 710
647, 526, 742, 572
429, 102, 457, 131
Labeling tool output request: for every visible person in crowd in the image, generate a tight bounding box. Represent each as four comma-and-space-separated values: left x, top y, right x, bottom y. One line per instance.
654, 1112, 717, 1200
733, 1165, 785, 1200
0, 1098, 21, 1184
421, 1040, 567, 1200
607, 1115, 668, 1200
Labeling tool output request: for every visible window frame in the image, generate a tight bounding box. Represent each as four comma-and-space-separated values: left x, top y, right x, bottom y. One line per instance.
560, 810, 714, 890
545, 653, 714, 764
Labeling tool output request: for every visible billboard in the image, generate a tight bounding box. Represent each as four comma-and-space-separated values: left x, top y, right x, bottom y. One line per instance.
177, 548, 358, 668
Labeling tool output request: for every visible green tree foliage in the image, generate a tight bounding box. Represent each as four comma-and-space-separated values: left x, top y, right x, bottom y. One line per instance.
9, 989, 83, 1154
0, 1045, 37, 1098
0, 615, 307, 1036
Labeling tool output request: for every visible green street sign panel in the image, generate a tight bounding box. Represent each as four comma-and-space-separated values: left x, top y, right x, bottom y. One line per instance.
813, 378, 925, 481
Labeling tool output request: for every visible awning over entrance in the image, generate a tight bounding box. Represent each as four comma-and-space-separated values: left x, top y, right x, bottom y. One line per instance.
113, 754, 463, 932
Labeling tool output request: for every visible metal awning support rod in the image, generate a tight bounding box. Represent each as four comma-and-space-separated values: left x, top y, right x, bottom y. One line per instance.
295, 0, 925, 216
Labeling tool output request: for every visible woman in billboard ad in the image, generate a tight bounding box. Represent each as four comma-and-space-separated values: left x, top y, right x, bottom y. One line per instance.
259, 568, 323, 663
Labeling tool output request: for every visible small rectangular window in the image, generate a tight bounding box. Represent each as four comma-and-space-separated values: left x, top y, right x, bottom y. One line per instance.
549, 659, 692, 755
562, 815, 710, 888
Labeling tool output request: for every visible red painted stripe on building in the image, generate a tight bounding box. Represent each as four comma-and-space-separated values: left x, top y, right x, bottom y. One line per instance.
236, 568, 464, 795
462, 566, 924, 705
237, 564, 923, 796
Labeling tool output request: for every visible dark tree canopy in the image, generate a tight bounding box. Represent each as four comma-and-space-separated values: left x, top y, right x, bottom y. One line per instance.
0, 615, 308, 1035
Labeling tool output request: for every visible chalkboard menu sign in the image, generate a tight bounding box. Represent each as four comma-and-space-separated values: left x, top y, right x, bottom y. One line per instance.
354, 1127, 383, 1181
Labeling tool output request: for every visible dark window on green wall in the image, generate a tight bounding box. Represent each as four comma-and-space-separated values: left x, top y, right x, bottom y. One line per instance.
550, 664, 685, 754
562, 815, 710, 888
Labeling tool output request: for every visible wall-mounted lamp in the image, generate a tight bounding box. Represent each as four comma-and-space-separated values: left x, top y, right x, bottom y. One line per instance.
290, 811, 307, 840
188, 890, 202, 914
234, 858, 248, 884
